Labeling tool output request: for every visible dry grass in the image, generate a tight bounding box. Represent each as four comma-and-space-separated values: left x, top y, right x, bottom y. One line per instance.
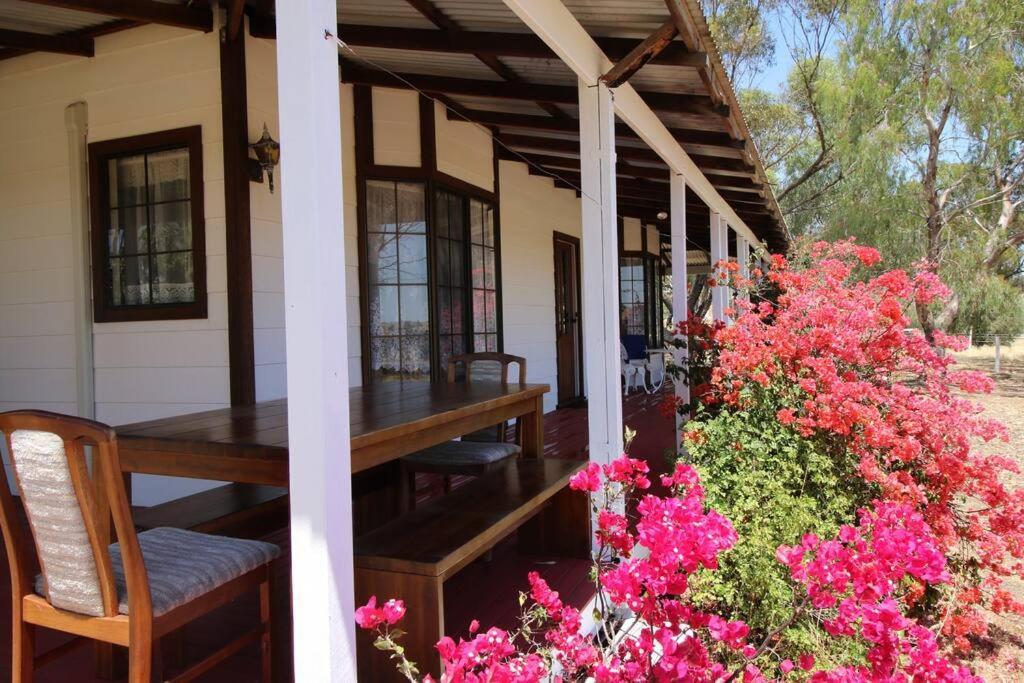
952, 350, 1024, 680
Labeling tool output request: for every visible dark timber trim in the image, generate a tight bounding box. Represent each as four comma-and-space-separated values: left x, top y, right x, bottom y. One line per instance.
0, 19, 139, 61
21, 0, 213, 32
220, 25, 256, 405
339, 58, 728, 117
445, 108, 744, 150
88, 126, 208, 323
0, 27, 94, 56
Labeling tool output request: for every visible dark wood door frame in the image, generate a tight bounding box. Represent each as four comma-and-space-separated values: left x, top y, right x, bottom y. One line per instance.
552, 231, 584, 408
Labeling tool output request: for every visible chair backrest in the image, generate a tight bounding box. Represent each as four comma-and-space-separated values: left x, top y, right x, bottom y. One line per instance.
621, 334, 647, 361
446, 353, 527, 385
0, 411, 149, 620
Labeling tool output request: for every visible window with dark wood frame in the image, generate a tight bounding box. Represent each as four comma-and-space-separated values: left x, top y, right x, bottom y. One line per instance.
362, 178, 502, 383
88, 126, 207, 323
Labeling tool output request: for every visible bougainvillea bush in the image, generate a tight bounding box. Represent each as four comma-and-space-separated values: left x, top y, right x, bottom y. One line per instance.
356, 241, 1021, 680
672, 240, 1024, 662
358, 456, 981, 681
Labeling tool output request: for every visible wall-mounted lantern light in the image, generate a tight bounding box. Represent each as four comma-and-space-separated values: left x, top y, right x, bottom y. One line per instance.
656, 210, 669, 220
249, 123, 280, 193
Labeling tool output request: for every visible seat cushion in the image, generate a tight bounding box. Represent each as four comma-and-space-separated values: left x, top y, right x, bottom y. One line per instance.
36, 527, 280, 617
404, 440, 521, 467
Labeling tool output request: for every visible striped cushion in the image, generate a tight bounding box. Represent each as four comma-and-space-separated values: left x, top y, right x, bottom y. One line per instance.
36, 527, 279, 616
404, 440, 520, 466
11, 429, 105, 616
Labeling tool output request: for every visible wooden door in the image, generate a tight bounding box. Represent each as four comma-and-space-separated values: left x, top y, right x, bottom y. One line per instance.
553, 233, 584, 407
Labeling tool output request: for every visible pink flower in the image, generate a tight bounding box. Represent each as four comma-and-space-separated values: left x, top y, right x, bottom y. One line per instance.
354, 596, 383, 629
569, 462, 602, 492
381, 599, 405, 625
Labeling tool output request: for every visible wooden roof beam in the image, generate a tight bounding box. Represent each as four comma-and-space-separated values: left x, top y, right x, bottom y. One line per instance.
496, 148, 761, 190
0, 27, 93, 56
497, 132, 754, 173
339, 58, 728, 117
21, 1, 213, 32
447, 108, 743, 150
402, 0, 571, 122
600, 20, 679, 88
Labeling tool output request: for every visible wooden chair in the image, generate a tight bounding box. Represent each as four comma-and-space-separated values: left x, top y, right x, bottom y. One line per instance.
0, 410, 278, 683
402, 353, 527, 508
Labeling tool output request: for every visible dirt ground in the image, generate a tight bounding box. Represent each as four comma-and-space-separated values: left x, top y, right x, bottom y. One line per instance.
953, 346, 1024, 681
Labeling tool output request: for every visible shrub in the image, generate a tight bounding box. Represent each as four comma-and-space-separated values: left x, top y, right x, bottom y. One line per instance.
674, 240, 1024, 656
356, 455, 981, 682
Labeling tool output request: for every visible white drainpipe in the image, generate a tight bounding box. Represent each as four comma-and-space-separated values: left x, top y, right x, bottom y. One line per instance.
65, 102, 95, 419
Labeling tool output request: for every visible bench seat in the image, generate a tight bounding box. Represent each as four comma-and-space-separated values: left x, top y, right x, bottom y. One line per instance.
354, 458, 590, 681
133, 483, 288, 539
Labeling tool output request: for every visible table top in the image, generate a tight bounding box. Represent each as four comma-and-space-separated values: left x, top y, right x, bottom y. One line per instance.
116, 381, 549, 454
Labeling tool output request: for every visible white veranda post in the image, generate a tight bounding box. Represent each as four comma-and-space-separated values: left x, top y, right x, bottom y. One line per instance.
709, 211, 729, 323
276, 0, 357, 680
670, 174, 689, 443
578, 79, 624, 465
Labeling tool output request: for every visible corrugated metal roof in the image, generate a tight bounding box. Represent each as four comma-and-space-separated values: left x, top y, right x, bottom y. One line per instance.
344, 45, 499, 81
430, 0, 527, 32
0, 0, 114, 35
337, 0, 437, 29
563, 0, 668, 38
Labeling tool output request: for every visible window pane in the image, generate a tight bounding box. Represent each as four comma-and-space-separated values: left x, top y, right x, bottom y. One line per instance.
151, 253, 195, 303
449, 240, 464, 287
366, 180, 396, 233
437, 238, 452, 285
435, 191, 450, 239
108, 205, 148, 256
147, 148, 190, 203
369, 285, 399, 336
484, 248, 495, 289
370, 336, 400, 380
108, 156, 146, 207
152, 201, 192, 251
397, 183, 426, 234
108, 256, 150, 306
367, 233, 398, 285
474, 334, 487, 353
485, 290, 497, 332
401, 335, 431, 380
397, 235, 427, 284
471, 245, 484, 289
399, 286, 429, 335
472, 289, 485, 333
470, 200, 484, 245
483, 204, 495, 247
486, 334, 497, 352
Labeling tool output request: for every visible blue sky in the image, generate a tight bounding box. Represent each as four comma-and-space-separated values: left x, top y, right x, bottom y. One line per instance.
752, 10, 796, 93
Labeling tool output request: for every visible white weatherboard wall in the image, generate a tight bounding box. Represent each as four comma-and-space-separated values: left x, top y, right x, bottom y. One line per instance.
245, 38, 363, 390
498, 161, 582, 414
0, 26, 229, 505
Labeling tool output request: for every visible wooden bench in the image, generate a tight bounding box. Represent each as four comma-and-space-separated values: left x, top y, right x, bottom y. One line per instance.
133, 483, 289, 539
353, 458, 591, 681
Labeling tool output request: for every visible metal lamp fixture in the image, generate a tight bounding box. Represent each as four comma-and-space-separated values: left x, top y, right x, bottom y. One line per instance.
250, 123, 280, 193
656, 210, 669, 220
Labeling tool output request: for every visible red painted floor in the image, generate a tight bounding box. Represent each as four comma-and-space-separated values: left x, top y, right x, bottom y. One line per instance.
0, 388, 677, 681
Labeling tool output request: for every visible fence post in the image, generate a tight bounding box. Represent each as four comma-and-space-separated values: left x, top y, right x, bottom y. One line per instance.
995, 335, 1001, 374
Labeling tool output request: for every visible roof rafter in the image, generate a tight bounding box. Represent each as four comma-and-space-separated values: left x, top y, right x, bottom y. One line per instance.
326, 22, 707, 70
443, 108, 743, 150
339, 58, 728, 117
0, 27, 93, 56
496, 132, 754, 173
20, 0, 213, 32
403, 0, 571, 121
0, 17, 139, 61
600, 20, 679, 88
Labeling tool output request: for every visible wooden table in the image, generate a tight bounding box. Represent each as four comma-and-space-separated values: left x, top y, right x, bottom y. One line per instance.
115, 381, 549, 485
97, 381, 549, 679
